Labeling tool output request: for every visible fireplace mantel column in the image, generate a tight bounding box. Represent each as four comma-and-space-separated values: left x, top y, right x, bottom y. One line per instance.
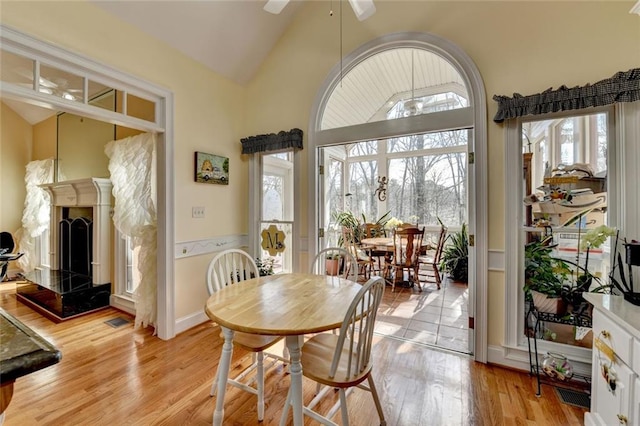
40, 178, 112, 285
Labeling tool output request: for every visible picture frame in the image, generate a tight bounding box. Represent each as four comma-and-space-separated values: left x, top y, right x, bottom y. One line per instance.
194, 151, 229, 185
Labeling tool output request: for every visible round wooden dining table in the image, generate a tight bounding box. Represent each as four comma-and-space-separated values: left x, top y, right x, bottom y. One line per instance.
204, 272, 362, 426
360, 237, 431, 252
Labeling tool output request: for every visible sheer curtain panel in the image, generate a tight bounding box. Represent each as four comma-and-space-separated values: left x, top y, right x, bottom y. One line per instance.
16, 159, 55, 272
105, 133, 157, 331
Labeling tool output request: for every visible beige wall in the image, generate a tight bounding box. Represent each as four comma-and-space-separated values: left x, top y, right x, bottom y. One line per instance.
32, 116, 56, 161
1, 1, 637, 349
0, 1, 248, 319
0, 102, 31, 235
57, 113, 114, 180
246, 1, 639, 348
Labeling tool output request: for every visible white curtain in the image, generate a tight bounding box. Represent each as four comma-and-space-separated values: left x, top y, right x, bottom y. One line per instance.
16, 159, 55, 272
105, 133, 157, 331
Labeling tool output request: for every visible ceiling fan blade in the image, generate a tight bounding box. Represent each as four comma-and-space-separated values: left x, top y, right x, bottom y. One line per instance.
264, 0, 290, 14
348, 0, 376, 21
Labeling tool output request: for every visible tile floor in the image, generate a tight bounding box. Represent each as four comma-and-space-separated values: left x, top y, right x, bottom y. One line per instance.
374, 277, 471, 354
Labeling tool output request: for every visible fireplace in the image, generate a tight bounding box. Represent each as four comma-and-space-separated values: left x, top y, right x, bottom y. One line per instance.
17, 178, 113, 321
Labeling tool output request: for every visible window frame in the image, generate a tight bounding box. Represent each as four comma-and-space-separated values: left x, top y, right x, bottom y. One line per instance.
503, 105, 616, 368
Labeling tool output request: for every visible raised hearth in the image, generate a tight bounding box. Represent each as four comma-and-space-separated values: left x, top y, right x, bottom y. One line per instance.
17, 178, 113, 321
17, 269, 110, 322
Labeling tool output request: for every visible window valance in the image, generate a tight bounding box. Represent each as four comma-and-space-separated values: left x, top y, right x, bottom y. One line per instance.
492, 68, 640, 123
240, 128, 303, 154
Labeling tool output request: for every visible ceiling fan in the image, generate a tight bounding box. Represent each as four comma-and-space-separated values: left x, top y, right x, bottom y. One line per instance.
13, 67, 83, 100
264, 0, 376, 21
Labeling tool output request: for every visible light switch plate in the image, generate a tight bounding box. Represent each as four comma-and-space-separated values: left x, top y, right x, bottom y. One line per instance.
192, 206, 205, 218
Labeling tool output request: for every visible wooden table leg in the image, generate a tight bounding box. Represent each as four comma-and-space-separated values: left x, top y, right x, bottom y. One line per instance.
213, 327, 234, 426
285, 335, 303, 425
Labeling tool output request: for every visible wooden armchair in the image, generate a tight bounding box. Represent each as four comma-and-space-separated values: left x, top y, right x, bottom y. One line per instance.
363, 223, 387, 275
418, 224, 448, 289
389, 227, 425, 292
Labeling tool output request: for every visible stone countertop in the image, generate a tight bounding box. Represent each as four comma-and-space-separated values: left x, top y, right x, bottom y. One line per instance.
583, 293, 640, 339
0, 308, 61, 383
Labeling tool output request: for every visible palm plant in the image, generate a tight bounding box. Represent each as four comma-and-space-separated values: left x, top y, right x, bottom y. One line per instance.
333, 210, 392, 247
440, 223, 468, 283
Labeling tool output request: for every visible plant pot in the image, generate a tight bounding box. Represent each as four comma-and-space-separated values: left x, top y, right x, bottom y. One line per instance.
531, 290, 566, 315
325, 258, 340, 276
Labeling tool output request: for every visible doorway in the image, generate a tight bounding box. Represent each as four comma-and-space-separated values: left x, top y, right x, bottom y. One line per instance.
309, 32, 488, 359
0, 26, 175, 339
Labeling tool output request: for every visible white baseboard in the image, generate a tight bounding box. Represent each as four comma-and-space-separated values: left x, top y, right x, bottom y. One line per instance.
110, 294, 135, 316
488, 344, 531, 371
175, 310, 209, 334
488, 344, 592, 377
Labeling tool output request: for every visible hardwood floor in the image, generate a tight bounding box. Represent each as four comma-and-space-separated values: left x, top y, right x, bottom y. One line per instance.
0, 282, 587, 425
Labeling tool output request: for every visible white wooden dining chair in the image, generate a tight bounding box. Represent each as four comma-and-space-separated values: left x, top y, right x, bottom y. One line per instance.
279, 276, 387, 426
311, 247, 358, 282
206, 248, 287, 422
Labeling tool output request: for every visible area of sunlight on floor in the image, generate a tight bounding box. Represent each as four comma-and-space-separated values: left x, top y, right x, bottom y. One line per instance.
374, 276, 470, 354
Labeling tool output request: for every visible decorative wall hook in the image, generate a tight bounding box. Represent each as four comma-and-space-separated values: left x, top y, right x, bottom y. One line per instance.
375, 176, 387, 201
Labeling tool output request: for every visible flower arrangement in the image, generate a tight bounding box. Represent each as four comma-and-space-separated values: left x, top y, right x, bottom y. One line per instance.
255, 257, 275, 276
385, 216, 402, 230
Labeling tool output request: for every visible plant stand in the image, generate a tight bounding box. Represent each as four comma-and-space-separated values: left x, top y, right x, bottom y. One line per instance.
525, 300, 592, 397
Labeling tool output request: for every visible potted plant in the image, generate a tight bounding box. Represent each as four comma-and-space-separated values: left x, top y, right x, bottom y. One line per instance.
255, 257, 275, 277
439, 223, 468, 283
324, 253, 341, 276
524, 236, 570, 314
560, 224, 617, 315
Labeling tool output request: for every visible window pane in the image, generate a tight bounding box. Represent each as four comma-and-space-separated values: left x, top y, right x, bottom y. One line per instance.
325, 158, 344, 247
387, 152, 467, 227
348, 141, 377, 157
40, 63, 84, 102
262, 174, 284, 220
0, 50, 34, 87
348, 160, 378, 221
321, 48, 468, 130
388, 129, 467, 153
521, 111, 610, 349
387, 92, 468, 119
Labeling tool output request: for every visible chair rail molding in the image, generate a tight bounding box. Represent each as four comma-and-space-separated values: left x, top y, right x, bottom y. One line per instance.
175, 235, 249, 259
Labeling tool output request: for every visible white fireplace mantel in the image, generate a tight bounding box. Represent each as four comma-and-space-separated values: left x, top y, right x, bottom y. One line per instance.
40, 177, 112, 285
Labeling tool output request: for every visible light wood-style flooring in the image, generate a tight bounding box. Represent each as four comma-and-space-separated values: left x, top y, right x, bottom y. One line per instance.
0, 281, 587, 425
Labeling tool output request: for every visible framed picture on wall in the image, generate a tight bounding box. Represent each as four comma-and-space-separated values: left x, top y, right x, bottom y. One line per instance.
194, 151, 229, 185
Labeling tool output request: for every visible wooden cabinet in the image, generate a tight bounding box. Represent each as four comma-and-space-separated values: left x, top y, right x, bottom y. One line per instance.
584, 294, 640, 426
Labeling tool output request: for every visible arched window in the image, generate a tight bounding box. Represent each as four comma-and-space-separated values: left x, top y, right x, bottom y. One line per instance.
308, 32, 488, 360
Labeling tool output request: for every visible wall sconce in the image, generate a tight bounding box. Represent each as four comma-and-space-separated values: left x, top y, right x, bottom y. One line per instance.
375, 176, 387, 201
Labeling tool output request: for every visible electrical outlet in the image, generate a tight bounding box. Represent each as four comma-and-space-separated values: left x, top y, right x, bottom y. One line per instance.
192, 206, 205, 218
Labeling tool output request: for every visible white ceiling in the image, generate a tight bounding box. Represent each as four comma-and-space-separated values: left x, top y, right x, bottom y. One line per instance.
91, 0, 303, 85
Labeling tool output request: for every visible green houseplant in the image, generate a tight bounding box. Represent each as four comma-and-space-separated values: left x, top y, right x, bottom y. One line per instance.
333, 210, 392, 247
440, 223, 468, 283
524, 236, 570, 313
324, 252, 341, 276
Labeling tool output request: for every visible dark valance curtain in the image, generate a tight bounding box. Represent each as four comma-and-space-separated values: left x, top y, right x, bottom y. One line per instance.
492, 68, 640, 123
240, 128, 303, 154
